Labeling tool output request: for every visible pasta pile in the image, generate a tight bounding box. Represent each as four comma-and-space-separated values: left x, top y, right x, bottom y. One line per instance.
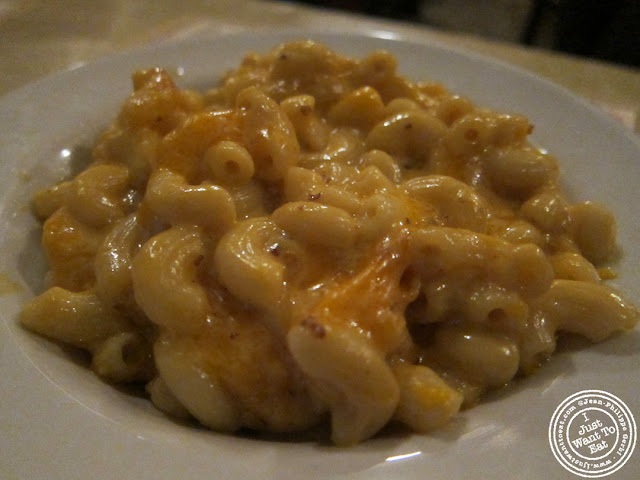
21, 40, 638, 445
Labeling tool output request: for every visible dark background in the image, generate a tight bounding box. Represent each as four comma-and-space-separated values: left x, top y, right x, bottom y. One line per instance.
281, 0, 640, 68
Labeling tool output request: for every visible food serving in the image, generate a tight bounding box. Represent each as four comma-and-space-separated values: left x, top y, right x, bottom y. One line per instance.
20, 40, 638, 445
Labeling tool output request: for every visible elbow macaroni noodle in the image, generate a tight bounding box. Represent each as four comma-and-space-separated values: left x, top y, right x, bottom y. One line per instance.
21, 40, 638, 445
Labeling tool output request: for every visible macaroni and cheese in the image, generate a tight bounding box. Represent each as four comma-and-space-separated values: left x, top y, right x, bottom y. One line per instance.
21, 40, 638, 445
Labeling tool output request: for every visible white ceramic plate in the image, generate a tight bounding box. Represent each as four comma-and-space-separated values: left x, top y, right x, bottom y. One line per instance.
1, 31, 638, 480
